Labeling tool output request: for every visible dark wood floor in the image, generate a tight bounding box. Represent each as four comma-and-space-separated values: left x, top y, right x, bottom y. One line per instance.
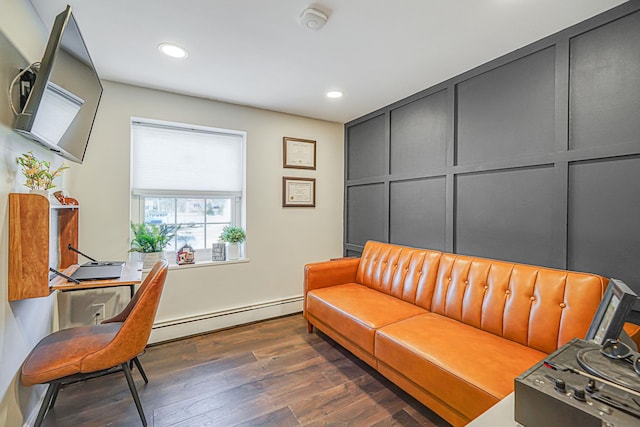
40, 314, 450, 426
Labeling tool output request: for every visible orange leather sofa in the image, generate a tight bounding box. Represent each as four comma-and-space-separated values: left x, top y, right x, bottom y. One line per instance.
304, 241, 607, 426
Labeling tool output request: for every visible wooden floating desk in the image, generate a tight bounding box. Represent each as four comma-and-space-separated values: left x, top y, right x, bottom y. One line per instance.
50, 262, 142, 298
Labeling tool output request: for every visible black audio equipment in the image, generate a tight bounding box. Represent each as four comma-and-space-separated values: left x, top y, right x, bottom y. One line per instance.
515, 338, 640, 427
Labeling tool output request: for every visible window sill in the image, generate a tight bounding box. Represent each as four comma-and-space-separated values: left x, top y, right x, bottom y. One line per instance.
142, 258, 250, 273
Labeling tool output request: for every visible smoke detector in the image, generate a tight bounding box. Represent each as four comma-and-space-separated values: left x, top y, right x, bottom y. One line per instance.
299, 8, 328, 31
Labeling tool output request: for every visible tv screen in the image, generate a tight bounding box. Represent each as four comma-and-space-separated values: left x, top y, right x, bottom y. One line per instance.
13, 5, 102, 164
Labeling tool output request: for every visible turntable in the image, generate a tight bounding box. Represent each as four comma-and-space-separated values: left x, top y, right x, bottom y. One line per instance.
515, 279, 639, 427
577, 340, 640, 394
515, 338, 640, 427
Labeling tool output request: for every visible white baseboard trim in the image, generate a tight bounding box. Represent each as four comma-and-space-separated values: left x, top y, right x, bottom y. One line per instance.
148, 296, 304, 344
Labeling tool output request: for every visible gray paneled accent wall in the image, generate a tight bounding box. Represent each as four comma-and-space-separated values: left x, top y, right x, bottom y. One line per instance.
390, 90, 448, 173
347, 114, 386, 180
343, 2, 640, 313
456, 47, 556, 165
569, 10, 640, 150
346, 183, 386, 247
455, 165, 556, 267
390, 177, 446, 250
568, 156, 640, 292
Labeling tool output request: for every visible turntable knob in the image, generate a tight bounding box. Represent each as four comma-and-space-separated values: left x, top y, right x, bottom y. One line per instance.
554, 378, 566, 393
573, 388, 586, 402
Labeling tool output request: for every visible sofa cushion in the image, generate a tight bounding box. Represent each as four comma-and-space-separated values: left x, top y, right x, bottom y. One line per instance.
375, 313, 547, 420
306, 283, 427, 354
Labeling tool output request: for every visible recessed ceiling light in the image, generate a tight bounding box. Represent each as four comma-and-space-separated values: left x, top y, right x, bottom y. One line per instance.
326, 91, 343, 99
158, 43, 188, 58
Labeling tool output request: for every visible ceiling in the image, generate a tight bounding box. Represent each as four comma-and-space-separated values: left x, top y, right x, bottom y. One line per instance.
29, 0, 626, 124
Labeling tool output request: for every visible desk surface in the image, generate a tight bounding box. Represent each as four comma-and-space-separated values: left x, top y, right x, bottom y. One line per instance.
467, 393, 520, 427
50, 262, 142, 292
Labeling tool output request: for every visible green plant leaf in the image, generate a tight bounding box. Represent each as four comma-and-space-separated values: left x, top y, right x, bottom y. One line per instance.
129, 222, 180, 253
219, 225, 246, 243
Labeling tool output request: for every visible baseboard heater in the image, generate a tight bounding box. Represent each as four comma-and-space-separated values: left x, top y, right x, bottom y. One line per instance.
149, 296, 303, 343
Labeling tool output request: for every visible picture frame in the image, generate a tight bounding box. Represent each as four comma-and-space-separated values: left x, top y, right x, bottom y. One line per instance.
282, 177, 316, 207
283, 137, 316, 170
211, 243, 226, 262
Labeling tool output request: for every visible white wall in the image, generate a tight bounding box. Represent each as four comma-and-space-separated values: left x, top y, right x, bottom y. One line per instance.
68, 81, 344, 341
1, 1, 344, 424
0, 1, 58, 425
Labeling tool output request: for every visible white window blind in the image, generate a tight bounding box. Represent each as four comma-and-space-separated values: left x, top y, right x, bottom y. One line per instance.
131, 120, 244, 194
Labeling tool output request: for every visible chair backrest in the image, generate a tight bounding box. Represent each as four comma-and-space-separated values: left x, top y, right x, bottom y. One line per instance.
81, 259, 168, 372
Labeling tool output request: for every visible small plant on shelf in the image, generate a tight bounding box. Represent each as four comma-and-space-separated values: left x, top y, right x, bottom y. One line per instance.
219, 225, 246, 260
129, 222, 179, 253
218, 225, 246, 243
16, 151, 68, 190
130, 222, 180, 268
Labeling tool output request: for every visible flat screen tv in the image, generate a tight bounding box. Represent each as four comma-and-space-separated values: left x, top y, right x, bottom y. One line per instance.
13, 5, 102, 164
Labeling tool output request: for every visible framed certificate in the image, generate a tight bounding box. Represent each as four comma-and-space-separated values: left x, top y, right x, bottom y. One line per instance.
282, 177, 316, 207
283, 137, 316, 170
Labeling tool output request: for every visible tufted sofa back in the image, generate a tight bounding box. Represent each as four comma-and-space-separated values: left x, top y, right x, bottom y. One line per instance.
356, 241, 606, 353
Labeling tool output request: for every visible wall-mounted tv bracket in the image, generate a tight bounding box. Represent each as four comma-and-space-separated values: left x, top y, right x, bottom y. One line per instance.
8, 61, 39, 116
19, 68, 37, 111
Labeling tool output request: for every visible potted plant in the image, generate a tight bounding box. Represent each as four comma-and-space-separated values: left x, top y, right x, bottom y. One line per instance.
129, 222, 179, 268
16, 151, 68, 196
218, 225, 246, 260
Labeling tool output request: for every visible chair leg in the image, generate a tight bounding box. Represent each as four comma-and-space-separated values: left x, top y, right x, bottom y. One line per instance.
132, 357, 149, 384
121, 363, 147, 427
48, 382, 62, 410
34, 384, 56, 427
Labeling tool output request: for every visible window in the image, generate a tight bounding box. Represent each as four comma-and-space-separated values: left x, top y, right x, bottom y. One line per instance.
131, 118, 245, 261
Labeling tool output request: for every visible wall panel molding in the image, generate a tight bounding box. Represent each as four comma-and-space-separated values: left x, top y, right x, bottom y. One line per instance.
343, 2, 640, 311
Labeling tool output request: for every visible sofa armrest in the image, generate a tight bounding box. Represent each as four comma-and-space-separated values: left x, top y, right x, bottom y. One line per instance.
304, 258, 360, 294
303, 257, 360, 320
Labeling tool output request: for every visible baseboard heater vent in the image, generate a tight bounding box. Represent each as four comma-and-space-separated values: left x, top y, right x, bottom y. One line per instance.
149, 296, 303, 343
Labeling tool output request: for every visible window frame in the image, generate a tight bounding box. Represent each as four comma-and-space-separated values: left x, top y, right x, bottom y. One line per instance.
130, 118, 246, 265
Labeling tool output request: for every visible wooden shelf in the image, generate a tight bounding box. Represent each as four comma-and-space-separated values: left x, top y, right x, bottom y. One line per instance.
51, 203, 80, 210
8, 193, 79, 301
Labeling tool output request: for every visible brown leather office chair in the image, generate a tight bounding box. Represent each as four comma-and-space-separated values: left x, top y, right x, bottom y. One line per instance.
21, 260, 169, 427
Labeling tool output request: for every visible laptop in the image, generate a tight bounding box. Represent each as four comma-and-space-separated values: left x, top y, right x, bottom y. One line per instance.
70, 263, 125, 281
81, 261, 126, 267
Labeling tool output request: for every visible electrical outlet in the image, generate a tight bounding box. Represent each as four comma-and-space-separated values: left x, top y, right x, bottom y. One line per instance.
90, 303, 106, 322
